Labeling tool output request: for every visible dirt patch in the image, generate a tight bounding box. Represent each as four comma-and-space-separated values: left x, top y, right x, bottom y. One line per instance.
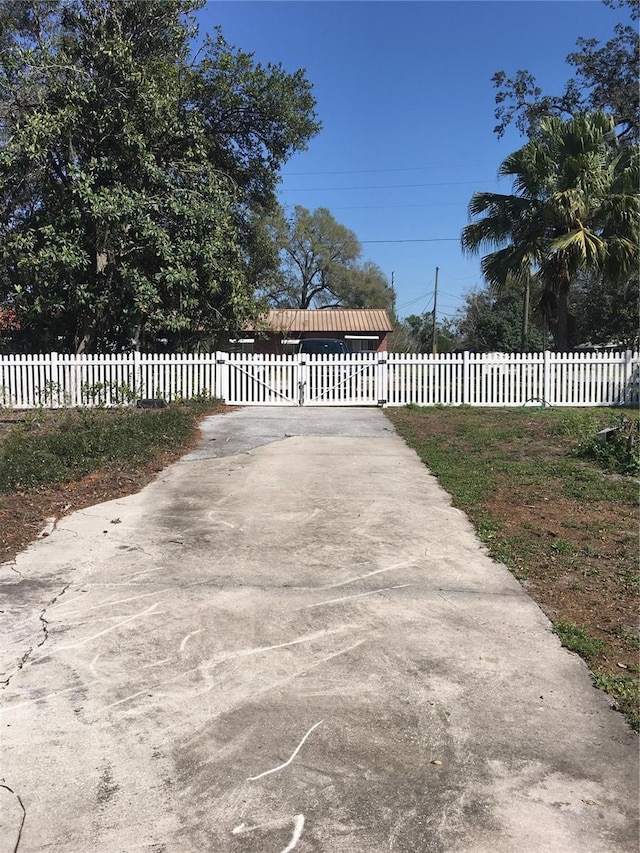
486, 482, 638, 677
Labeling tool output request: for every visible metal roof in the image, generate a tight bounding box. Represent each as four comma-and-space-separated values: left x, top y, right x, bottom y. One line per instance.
250, 309, 393, 334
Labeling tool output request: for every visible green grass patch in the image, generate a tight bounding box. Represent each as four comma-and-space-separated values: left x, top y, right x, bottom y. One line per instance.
486, 535, 537, 579
552, 621, 607, 662
0, 400, 217, 494
550, 409, 603, 441
592, 673, 640, 733
550, 538, 576, 555
389, 413, 496, 506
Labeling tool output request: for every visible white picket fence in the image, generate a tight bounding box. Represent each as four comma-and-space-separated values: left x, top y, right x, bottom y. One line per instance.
0, 350, 637, 409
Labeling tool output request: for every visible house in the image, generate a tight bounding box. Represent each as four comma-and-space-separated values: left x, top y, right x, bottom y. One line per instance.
0, 307, 20, 332
0, 307, 20, 352
235, 308, 394, 354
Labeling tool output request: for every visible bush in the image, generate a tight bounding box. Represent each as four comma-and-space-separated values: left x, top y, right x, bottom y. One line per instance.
571, 418, 640, 476
551, 410, 601, 442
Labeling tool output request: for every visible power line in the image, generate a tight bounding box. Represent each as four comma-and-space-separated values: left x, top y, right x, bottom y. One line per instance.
330, 202, 463, 211
358, 238, 459, 244
438, 271, 479, 281
281, 180, 493, 192
320, 237, 459, 246
283, 164, 488, 176
396, 291, 434, 311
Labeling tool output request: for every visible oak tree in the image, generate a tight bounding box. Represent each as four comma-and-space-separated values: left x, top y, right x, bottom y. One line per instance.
493, 0, 639, 144
266, 206, 395, 311
0, 1, 320, 352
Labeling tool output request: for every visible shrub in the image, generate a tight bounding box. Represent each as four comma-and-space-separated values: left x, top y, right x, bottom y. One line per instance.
571, 418, 640, 476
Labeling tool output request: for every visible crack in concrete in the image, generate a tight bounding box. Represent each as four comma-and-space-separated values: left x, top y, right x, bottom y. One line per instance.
0, 647, 33, 687
2, 559, 22, 578
52, 524, 80, 539
0, 782, 26, 853
38, 582, 72, 648
1, 581, 72, 690
117, 543, 155, 560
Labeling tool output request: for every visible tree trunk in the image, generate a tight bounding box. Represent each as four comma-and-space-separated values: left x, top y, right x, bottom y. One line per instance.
554, 282, 570, 351
75, 329, 94, 354
521, 279, 530, 350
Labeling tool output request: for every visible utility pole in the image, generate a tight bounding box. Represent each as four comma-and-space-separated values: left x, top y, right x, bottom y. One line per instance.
431, 266, 439, 354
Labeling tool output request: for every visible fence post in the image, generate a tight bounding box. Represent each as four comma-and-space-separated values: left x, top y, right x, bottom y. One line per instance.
215, 351, 228, 403
72, 353, 82, 407
462, 351, 470, 405
623, 349, 633, 406
376, 352, 388, 406
132, 350, 142, 401
543, 350, 552, 407
47, 352, 57, 408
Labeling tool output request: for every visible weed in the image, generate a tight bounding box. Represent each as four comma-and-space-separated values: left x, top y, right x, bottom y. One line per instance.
582, 545, 602, 559
550, 538, 576, 555
42, 380, 68, 406
592, 673, 640, 732
482, 533, 535, 575
622, 633, 640, 652
476, 513, 501, 540
571, 416, 640, 477
81, 381, 139, 406
617, 568, 640, 592
551, 410, 600, 442
552, 621, 607, 662
611, 627, 640, 653
582, 567, 600, 578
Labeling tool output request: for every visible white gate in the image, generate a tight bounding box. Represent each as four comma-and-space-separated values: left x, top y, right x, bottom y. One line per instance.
218, 352, 386, 406
301, 352, 383, 406
220, 353, 300, 406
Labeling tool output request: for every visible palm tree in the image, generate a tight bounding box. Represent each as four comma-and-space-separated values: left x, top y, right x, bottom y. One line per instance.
462, 113, 639, 350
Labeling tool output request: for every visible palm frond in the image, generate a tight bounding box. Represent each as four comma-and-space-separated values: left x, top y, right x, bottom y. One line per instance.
480, 244, 539, 290
549, 227, 607, 268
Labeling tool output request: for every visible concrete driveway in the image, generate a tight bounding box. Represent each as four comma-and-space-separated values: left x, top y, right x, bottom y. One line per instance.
1, 407, 637, 852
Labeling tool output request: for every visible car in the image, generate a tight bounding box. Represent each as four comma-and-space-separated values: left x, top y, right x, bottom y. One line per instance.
296, 338, 352, 402
297, 338, 349, 355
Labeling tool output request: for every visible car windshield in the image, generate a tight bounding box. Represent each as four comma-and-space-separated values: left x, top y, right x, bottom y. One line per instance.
299, 339, 348, 355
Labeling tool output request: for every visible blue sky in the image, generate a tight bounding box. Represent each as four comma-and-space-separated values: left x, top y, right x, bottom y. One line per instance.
197, 1, 622, 322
